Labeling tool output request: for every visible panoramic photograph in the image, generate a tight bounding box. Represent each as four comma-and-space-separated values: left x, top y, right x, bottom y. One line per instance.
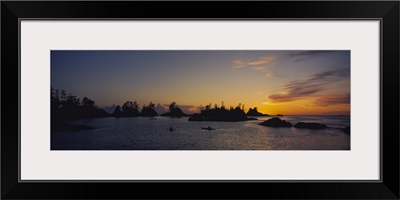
51, 50, 350, 150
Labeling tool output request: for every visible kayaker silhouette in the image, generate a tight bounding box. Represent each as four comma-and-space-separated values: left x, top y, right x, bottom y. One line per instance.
201, 126, 215, 130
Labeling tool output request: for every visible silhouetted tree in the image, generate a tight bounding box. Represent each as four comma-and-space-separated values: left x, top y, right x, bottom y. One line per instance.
169, 101, 177, 111
60, 92, 80, 107
60, 90, 67, 102
122, 101, 136, 111
161, 101, 187, 117
82, 97, 95, 107
247, 107, 269, 116
113, 105, 122, 117
54, 89, 59, 100
148, 101, 155, 109
51, 87, 55, 99
51, 87, 110, 131
121, 101, 140, 116
51, 87, 60, 108
141, 102, 157, 117
189, 101, 251, 122
51, 88, 80, 108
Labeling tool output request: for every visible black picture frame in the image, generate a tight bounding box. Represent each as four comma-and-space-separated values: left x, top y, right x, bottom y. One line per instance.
2, 1, 399, 199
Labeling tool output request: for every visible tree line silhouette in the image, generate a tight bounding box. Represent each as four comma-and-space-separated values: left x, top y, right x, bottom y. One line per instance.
189, 102, 262, 122
161, 101, 188, 117
112, 101, 159, 117
51, 88, 108, 132
51, 88, 270, 126
51, 88, 190, 119
51, 88, 109, 119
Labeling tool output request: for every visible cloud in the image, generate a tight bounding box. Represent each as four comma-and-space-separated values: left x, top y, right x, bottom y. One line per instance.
309, 69, 349, 81
268, 69, 350, 103
232, 55, 276, 69
313, 95, 350, 107
288, 50, 337, 63
232, 59, 247, 69
265, 72, 284, 78
268, 88, 322, 103
248, 56, 276, 66
187, 106, 200, 113
253, 66, 266, 71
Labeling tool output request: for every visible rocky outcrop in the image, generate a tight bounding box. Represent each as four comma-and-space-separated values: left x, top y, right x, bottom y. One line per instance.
112, 105, 123, 117
340, 126, 350, 134
258, 117, 292, 127
246, 107, 269, 116
141, 107, 158, 117
188, 106, 254, 122
161, 107, 188, 117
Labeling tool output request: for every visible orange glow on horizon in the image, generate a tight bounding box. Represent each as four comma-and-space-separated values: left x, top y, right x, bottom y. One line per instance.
256, 101, 350, 115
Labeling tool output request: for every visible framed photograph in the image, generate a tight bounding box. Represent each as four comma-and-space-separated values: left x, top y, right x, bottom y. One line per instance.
2, 1, 399, 199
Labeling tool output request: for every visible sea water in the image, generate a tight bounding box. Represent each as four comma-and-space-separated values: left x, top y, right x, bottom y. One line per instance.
51, 116, 350, 150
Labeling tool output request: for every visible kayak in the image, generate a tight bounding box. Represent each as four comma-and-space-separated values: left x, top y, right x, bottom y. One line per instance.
201, 127, 216, 130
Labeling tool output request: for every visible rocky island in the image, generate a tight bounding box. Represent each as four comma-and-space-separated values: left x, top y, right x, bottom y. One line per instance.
258, 117, 292, 127
339, 126, 350, 134
188, 103, 256, 122
112, 101, 158, 117
51, 89, 109, 132
51, 88, 163, 132
258, 117, 330, 130
161, 102, 188, 117
246, 107, 270, 116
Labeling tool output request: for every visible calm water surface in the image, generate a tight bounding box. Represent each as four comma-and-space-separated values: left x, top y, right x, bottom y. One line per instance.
51, 116, 350, 150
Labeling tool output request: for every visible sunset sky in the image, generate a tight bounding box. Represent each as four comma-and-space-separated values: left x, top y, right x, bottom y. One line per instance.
51, 50, 350, 115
